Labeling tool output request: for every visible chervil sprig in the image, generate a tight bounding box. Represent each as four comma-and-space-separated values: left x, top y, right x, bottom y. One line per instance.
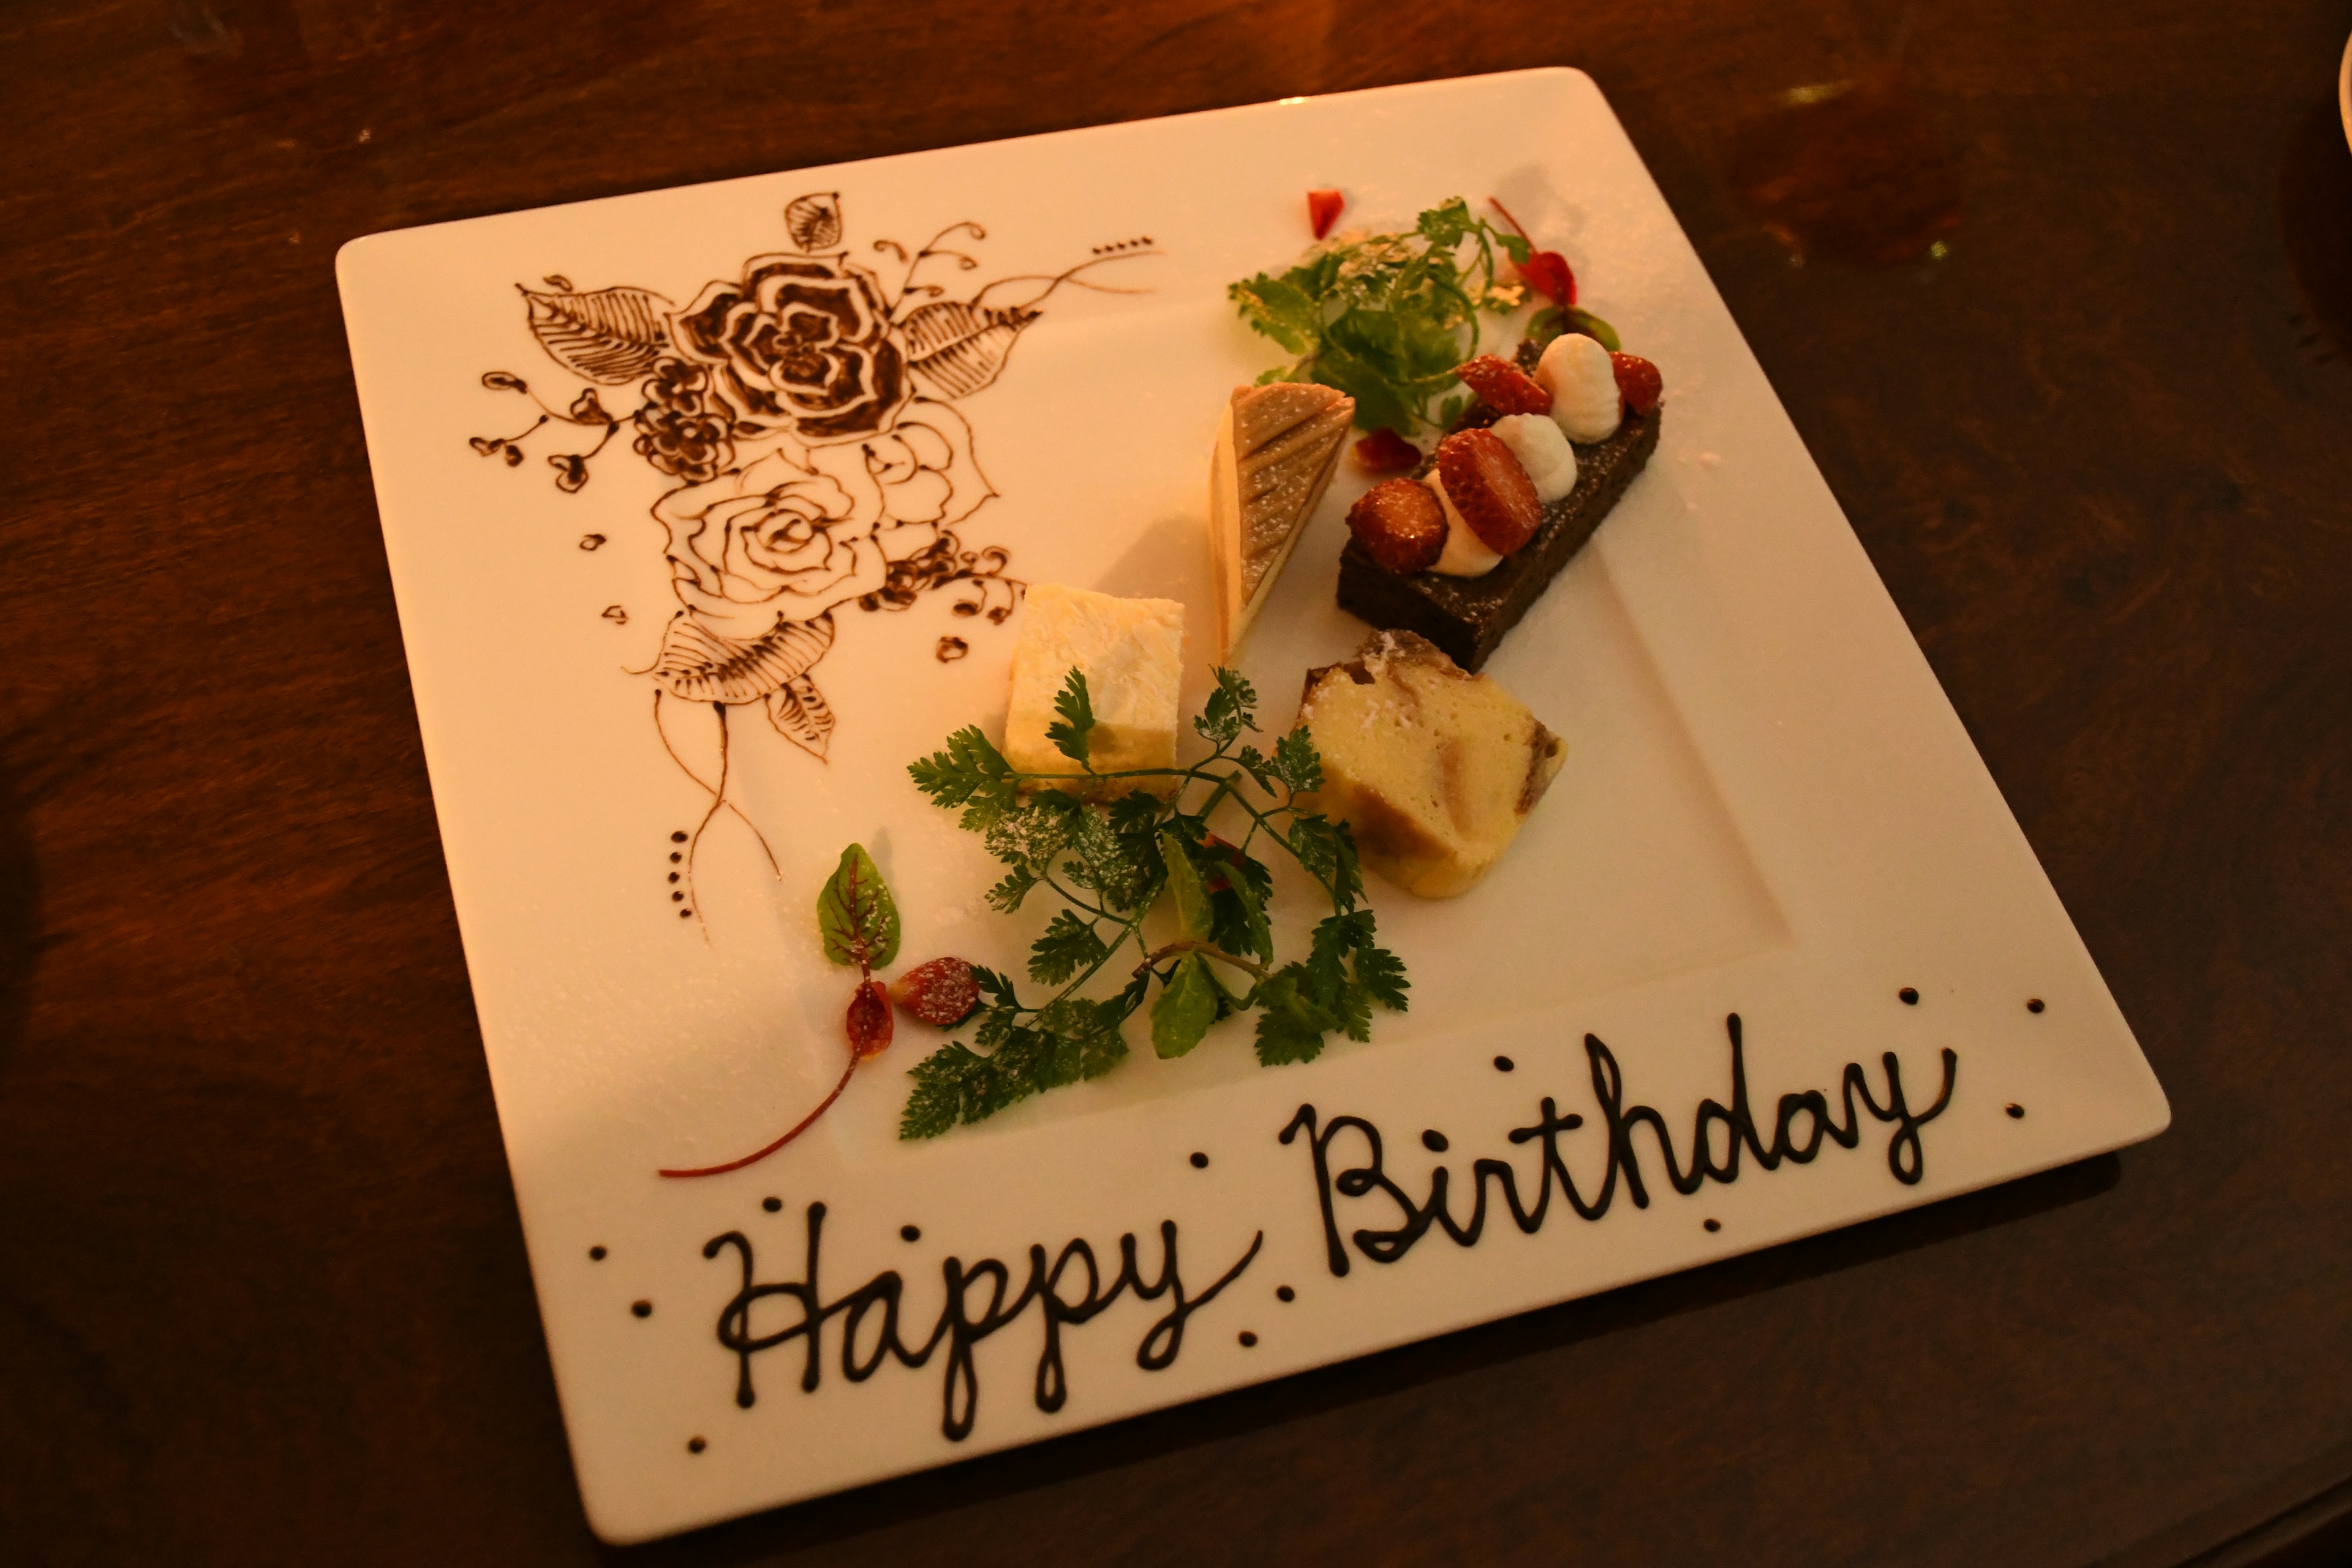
899, 668, 1409, 1138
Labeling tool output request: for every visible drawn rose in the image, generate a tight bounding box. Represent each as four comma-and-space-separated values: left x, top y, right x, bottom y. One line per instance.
671, 254, 911, 442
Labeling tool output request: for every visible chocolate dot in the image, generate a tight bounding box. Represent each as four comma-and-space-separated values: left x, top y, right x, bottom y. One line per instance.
1238, 1331, 1258, 1348
1899, 987, 1920, 1005
761, 1196, 782, 1213
2027, 998, 2045, 1014
1276, 1286, 1295, 1303
1421, 1129, 1449, 1153
669, 852, 682, 864
900, 1224, 921, 1243
687, 1437, 706, 1454
589, 1245, 606, 1261
1493, 1055, 1515, 1072
2006, 1103, 2026, 1119
679, 909, 693, 919
668, 872, 680, 884
631, 1300, 652, 1318
1188, 1152, 1208, 1169
1703, 1219, 1721, 1233
671, 831, 688, 843
671, 891, 685, 902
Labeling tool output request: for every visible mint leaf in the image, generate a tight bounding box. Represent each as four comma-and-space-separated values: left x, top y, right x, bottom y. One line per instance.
1159, 830, 1213, 943
1152, 953, 1220, 1059
1566, 307, 1621, 353
816, 843, 900, 973
1030, 909, 1109, 985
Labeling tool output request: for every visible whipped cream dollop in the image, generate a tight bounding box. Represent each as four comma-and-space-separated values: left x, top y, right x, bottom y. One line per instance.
1425, 472, 1504, 577
1490, 412, 1578, 502
1536, 333, 1623, 443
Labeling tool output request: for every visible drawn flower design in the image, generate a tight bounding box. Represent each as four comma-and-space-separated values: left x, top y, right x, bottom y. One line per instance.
672, 254, 911, 441
632, 357, 737, 483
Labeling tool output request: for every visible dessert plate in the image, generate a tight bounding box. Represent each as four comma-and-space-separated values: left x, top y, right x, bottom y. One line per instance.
337, 68, 2166, 1545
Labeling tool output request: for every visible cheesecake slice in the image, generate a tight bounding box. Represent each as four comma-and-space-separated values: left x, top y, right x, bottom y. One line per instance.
1295, 630, 1564, 897
1209, 382, 1355, 658
1005, 584, 1186, 794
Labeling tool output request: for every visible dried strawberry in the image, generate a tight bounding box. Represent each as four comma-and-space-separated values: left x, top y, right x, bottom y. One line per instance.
1346, 480, 1447, 575
846, 978, 895, 1057
1307, 189, 1344, 239
1434, 430, 1542, 555
1453, 354, 1552, 417
889, 957, 980, 1028
1610, 352, 1663, 417
1352, 426, 1420, 473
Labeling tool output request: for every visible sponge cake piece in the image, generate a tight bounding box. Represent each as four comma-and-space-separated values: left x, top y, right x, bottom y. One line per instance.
1005, 584, 1186, 793
1295, 630, 1564, 897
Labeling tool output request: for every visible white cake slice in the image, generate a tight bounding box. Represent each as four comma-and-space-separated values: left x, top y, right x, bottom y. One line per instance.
1004, 584, 1186, 793
1208, 382, 1354, 658
1295, 630, 1565, 897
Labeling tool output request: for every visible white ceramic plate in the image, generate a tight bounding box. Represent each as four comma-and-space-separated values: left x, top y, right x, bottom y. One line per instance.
338, 69, 2167, 1545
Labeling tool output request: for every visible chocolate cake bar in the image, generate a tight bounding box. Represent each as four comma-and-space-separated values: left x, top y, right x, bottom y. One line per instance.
1336, 405, 1660, 672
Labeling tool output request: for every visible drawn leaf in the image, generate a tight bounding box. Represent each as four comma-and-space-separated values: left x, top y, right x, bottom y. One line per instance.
518, 284, 670, 384
766, 674, 836, 760
818, 843, 901, 973
785, 192, 843, 251
650, 612, 835, 705
899, 300, 1042, 399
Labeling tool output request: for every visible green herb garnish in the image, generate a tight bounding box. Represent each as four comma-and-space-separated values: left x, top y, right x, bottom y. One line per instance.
899, 668, 1409, 1137
1227, 197, 1532, 436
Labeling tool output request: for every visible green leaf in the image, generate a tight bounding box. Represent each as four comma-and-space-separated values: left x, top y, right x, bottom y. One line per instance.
908, 726, 1019, 831
984, 796, 1077, 872
1152, 953, 1221, 1059
1159, 830, 1214, 943
1355, 938, 1410, 1014
1253, 967, 1333, 1066
1066, 805, 1154, 913
1527, 305, 1566, 352
1206, 843, 1275, 966
1195, 668, 1258, 747
1566, 307, 1621, 353
1046, 668, 1096, 768
816, 843, 900, 972
900, 1043, 986, 1139
1271, 728, 1323, 794
1030, 908, 1109, 985
986, 866, 1039, 913
1229, 273, 1325, 355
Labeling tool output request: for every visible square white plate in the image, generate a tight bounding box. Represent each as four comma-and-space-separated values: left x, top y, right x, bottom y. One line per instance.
337, 68, 2167, 1545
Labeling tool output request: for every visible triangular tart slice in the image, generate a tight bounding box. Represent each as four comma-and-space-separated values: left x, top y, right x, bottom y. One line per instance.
1208, 382, 1355, 657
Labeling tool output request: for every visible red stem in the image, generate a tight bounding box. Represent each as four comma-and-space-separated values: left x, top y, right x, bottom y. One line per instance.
657, 1054, 859, 1178
1488, 195, 1534, 245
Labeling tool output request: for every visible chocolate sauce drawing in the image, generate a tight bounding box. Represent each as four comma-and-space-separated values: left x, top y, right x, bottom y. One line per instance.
468, 194, 1158, 930
704, 1203, 1261, 1441
1282, 1014, 1958, 1276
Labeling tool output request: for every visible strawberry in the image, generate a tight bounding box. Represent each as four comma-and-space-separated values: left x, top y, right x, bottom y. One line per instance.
1346, 480, 1447, 575
889, 956, 981, 1028
1610, 352, 1663, 417
1307, 189, 1344, 239
1436, 429, 1542, 554
1453, 354, 1552, 417
846, 978, 895, 1057
1352, 426, 1420, 473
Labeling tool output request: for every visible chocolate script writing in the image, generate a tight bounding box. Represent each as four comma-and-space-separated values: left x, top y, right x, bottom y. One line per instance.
704, 1203, 1262, 1441
1281, 1014, 1959, 1275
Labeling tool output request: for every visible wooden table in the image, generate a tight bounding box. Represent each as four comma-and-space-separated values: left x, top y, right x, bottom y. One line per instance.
5, 1, 2350, 1562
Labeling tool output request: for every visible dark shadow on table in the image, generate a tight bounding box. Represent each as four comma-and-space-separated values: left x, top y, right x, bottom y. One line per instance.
2280, 99, 2352, 364
609, 1152, 2122, 1564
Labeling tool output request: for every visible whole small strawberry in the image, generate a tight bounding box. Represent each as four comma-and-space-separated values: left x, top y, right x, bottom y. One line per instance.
889, 957, 981, 1028
1610, 352, 1664, 417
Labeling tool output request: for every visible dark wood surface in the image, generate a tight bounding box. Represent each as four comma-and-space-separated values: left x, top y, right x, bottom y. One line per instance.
4, 1, 2350, 1562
